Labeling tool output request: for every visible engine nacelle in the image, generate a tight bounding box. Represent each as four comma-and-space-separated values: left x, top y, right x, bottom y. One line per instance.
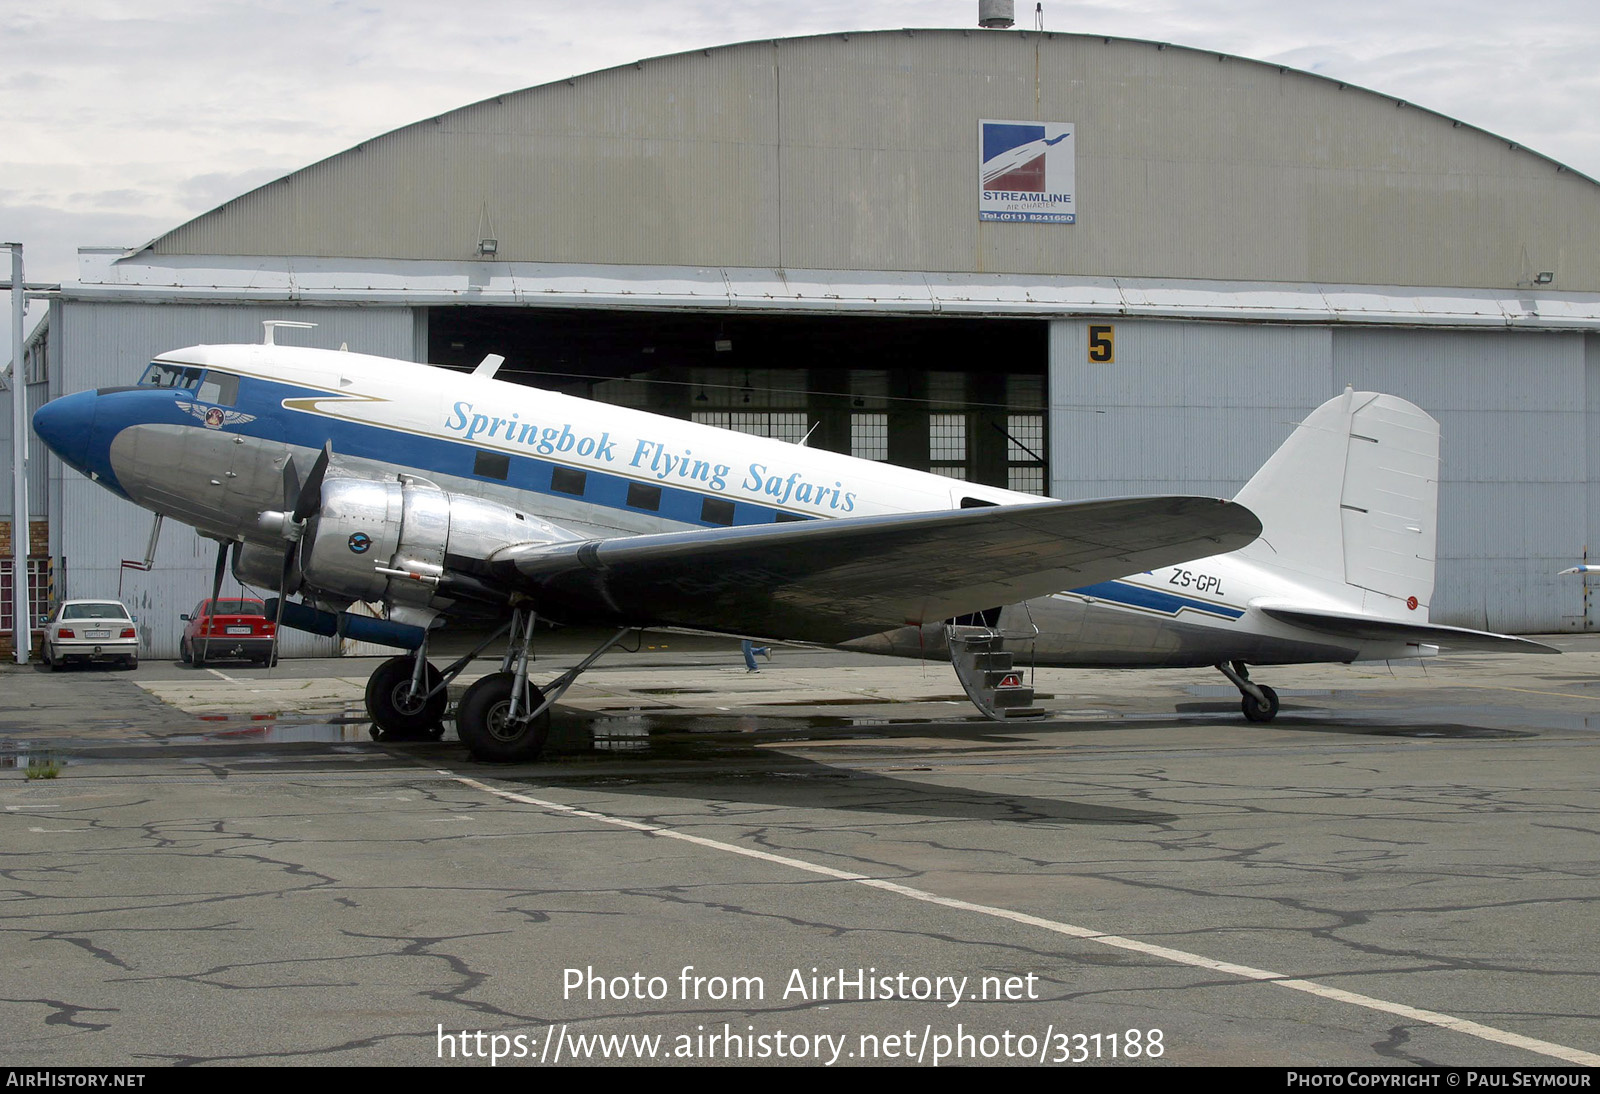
298, 477, 569, 613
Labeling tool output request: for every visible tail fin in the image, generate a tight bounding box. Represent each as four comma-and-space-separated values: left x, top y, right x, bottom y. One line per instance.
1234, 389, 1439, 619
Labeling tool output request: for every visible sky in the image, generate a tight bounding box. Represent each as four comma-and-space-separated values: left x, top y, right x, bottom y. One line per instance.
3, 0, 1598, 353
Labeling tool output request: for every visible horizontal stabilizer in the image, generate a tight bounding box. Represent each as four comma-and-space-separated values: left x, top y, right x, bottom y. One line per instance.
1253, 602, 1560, 654
493, 495, 1261, 645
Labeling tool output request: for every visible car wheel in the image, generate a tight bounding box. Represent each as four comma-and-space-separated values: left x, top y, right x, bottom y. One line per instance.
180, 639, 192, 665
43, 644, 58, 672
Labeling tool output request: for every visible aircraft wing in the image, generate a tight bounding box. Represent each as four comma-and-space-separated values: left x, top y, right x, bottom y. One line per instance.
1252, 603, 1560, 653
486, 496, 1260, 644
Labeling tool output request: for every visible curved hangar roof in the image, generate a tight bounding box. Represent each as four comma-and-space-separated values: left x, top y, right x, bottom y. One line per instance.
146, 29, 1600, 292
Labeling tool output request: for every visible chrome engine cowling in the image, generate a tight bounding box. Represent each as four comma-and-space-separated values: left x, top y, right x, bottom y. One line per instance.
297, 477, 569, 613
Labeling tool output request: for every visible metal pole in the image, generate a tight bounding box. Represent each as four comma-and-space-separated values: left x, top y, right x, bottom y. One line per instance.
8, 243, 29, 663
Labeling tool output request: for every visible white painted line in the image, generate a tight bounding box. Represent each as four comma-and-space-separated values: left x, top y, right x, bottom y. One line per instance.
449, 772, 1600, 1067
206, 668, 238, 683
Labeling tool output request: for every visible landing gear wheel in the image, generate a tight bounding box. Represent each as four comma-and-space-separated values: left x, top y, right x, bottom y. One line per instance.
456, 672, 550, 762
364, 655, 447, 738
1241, 684, 1280, 722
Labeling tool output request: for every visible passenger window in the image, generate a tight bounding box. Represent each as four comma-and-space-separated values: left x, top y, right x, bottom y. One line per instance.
474, 450, 510, 480
626, 482, 662, 511
701, 498, 735, 526
551, 467, 587, 496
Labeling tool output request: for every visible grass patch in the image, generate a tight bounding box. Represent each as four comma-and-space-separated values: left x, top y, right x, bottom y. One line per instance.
25, 757, 61, 780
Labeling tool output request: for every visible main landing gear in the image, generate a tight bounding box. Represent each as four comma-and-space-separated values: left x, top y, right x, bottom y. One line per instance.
361, 611, 633, 762
1216, 659, 1280, 722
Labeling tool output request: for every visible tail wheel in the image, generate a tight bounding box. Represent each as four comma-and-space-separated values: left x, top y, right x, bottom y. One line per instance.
456, 672, 550, 762
1242, 684, 1280, 723
365, 655, 447, 737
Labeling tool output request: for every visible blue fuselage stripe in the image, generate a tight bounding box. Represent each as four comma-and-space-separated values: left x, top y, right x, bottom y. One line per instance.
1069, 580, 1245, 620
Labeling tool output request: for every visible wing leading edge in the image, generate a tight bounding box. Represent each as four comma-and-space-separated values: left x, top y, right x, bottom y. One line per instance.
487, 496, 1261, 644
1253, 603, 1561, 653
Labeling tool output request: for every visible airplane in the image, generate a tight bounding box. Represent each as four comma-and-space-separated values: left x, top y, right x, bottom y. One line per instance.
30, 324, 1553, 760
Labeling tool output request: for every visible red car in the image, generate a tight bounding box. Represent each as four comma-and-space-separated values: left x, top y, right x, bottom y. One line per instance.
180, 598, 278, 667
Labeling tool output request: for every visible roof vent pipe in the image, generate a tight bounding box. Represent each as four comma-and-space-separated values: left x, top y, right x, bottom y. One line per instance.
978, 0, 1015, 28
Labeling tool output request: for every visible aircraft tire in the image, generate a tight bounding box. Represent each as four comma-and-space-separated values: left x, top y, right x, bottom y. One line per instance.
455, 672, 550, 762
1241, 684, 1280, 722
365, 655, 448, 737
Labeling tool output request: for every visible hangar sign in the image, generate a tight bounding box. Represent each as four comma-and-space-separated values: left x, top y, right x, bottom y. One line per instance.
979, 120, 1075, 223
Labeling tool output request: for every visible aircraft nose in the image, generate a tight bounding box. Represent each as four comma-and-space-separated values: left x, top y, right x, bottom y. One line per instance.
31, 389, 97, 471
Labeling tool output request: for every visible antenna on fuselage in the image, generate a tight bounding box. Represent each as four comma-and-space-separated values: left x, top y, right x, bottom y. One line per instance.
262, 320, 318, 346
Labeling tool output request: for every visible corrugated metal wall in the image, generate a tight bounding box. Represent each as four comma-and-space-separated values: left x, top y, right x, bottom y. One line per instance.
146, 30, 1600, 293
47, 301, 416, 658
1049, 318, 1592, 631
1335, 328, 1586, 632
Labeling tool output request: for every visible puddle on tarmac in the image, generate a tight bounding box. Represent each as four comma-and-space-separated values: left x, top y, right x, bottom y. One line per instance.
1, 750, 70, 771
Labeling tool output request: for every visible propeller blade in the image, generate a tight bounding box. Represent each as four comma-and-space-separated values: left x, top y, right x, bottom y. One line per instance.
281, 455, 301, 515
292, 442, 332, 523
205, 539, 229, 664
271, 544, 293, 671
211, 540, 229, 603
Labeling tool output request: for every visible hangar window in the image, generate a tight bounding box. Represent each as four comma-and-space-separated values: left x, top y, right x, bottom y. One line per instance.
551, 467, 587, 496
929, 413, 968, 480
626, 482, 662, 511
850, 413, 888, 461
1004, 414, 1047, 496
693, 410, 810, 444
701, 497, 735, 526
474, 450, 510, 480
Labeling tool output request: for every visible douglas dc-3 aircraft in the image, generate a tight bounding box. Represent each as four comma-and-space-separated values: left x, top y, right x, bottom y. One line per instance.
32, 325, 1555, 761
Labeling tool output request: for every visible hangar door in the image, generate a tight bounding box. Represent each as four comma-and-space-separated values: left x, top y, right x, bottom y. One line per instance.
427, 308, 1049, 493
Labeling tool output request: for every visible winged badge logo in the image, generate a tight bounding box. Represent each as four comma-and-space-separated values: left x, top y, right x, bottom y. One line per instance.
176, 401, 256, 430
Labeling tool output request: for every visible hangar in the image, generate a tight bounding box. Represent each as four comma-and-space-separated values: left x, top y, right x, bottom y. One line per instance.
8, 26, 1600, 658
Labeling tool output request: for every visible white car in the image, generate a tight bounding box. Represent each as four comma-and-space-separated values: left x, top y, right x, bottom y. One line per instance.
42, 599, 140, 671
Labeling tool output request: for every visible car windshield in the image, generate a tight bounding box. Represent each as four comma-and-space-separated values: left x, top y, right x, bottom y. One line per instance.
210, 600, 265, 616
62, 603, 130, 620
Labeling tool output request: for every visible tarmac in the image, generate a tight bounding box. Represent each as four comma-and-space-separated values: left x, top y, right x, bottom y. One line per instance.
3, 633, 1599, 1068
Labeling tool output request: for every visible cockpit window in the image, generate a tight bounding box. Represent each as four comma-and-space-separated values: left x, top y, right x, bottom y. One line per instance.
140, 363, 203, 389
138, 363, 239, 406
197, 372, 239, 406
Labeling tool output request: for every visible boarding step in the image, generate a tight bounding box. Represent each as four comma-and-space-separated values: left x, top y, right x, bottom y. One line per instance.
945, 625, 1042, 720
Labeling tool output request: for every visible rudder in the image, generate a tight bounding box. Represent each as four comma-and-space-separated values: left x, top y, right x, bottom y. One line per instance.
1234, 389, 1439, 619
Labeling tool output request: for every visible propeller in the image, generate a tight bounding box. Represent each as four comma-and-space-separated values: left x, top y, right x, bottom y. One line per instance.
203, 537, 229, 664
270, 442, 333, 666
